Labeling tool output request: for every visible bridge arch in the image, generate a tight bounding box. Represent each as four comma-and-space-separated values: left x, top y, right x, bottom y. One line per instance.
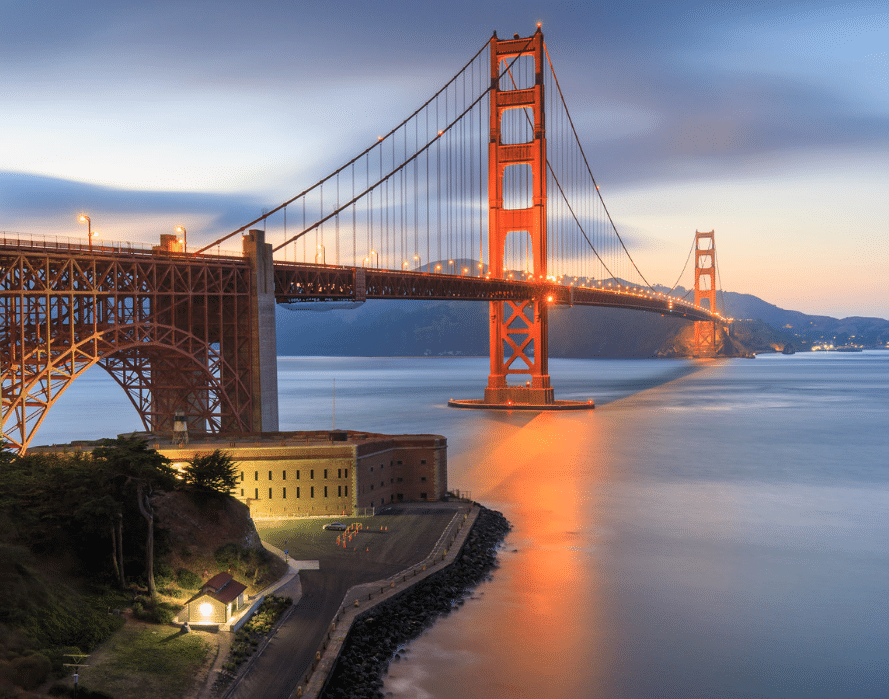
3, 321, 249, 454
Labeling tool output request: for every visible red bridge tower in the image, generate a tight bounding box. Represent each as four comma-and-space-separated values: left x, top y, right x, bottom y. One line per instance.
484, 28, 554, 405
693, 230, 718, 358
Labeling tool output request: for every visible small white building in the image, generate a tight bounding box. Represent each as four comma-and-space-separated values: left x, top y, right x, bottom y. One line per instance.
180, 573, 247, 625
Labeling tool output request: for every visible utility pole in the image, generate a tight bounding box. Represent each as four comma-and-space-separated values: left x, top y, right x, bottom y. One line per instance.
64, 653, 90, 698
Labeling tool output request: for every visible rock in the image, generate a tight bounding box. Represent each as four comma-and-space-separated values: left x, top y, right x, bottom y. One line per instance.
320, 506, 510, 699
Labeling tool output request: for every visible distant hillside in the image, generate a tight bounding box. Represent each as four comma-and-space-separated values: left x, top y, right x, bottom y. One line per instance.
275, 282, 888, 357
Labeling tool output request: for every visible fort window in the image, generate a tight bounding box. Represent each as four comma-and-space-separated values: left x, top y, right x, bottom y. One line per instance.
344, 486, 348, 496
420, 492, 427, 500
282, 471, 286, 480
337, 468, 341, 478
344, 468, 348, 478
296, 470, 300, 480
338, 485, 342, 497
240, 471, 244, 482
240, 488, 244, 496
283, 487, 287, 499
310, 469, 314, 479
397, 460, 403, 465
420, 476, 427, 482
324, 486, 328, 497
324, 469, 328, 478
269, 488, 273, 499
254, 471, 258, 481
310, 486, 315, 498
254, 488, 258, 499
297, 487, 300, 498
420, 459, 427, 465
268, 470, 272, 480
370, 484, 374, 490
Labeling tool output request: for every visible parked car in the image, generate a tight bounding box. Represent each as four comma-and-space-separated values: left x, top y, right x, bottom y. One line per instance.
323, 522, 348, 531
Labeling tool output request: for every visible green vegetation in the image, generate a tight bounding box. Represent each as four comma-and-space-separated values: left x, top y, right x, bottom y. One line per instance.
213, 543, 279, 587
181, 450, 239, 494
76, 623, 210, 699
220, 595, 291, 674
0, 437, 270, 698
175, 568, 202, 590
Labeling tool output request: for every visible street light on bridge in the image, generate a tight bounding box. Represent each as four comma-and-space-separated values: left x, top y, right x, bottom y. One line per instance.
315, 244, 325, 264
78, 214, 97, 250
414, 254, 421, 272
175, 226, 186, 251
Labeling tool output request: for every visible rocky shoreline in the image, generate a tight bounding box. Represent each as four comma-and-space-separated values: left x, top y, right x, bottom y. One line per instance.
319, 505, 511, 699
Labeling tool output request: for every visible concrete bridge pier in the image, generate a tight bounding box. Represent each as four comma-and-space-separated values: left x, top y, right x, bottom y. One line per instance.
242, 229, 279, 432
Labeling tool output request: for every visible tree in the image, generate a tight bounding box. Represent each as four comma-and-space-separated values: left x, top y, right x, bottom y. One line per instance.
91, 436, 177, 597
182, 450, 239, 494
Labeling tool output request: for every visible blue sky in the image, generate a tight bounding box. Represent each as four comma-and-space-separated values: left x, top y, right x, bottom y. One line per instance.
2, 1, 887, 318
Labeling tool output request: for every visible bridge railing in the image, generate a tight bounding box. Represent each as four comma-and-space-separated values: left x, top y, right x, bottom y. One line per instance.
0, 232, 246, 259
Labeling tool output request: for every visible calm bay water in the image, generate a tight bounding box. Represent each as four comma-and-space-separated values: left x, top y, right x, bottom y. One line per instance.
37, 353, 889, 698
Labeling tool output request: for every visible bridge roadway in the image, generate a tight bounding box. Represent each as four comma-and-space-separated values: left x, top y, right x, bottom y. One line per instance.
0, 240, 716, 323
271, 261, 718, 322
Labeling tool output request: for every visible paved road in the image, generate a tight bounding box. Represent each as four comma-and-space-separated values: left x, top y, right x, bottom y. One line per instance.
226, 504, 466, 699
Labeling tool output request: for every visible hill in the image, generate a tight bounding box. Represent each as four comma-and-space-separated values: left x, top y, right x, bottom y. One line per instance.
0, 439, 284, 697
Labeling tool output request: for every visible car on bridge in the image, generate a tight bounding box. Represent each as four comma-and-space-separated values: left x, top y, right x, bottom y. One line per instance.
323, 522, 348, 531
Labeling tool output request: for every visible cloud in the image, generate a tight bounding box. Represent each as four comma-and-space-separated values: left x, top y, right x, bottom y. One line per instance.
0, 171, 262, 242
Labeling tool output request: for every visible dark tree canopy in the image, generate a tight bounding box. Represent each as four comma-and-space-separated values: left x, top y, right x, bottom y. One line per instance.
182, 450, 239, 494
91, 435, 177, 489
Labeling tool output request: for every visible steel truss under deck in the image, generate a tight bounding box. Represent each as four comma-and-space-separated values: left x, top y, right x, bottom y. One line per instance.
1, 244, 255, 453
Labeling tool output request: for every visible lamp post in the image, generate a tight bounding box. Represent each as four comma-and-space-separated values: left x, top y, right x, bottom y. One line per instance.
78, 214, 96, 250
175, 226, 186, 252
315, 244, 325, 264
414, 254, 421, 272
369, 250, 378, 268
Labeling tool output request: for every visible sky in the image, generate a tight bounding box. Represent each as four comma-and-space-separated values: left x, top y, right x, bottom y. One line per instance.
2, 0, 887, 318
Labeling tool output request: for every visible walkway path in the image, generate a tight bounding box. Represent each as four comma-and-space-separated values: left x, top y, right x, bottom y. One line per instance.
217, 503, 468, 699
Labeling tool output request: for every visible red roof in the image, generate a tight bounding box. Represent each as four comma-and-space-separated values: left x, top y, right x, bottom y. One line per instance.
212, 578, 246, 604
203, 572, 233, 592
186, 572, 247, 606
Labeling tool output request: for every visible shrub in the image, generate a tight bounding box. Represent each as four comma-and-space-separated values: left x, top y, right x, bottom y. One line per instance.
176, 568, 202, 590
160, 587, 186, 599
154, 562, 174, 588
11, 652, 51, 690
214, 543, 242, 569
149, 606, 175, 624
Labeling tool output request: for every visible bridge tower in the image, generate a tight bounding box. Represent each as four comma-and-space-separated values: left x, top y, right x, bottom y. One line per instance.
693, 230, 718, 358
484, 28, 554, 405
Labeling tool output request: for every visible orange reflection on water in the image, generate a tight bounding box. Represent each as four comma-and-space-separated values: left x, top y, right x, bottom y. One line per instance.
463, 411, 614, 694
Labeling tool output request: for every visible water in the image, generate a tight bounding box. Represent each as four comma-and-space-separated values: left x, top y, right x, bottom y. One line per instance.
35, 352, 889, 698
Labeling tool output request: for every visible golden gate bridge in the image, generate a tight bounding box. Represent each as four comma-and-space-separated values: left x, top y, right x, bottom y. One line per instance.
1, 28, 727, 453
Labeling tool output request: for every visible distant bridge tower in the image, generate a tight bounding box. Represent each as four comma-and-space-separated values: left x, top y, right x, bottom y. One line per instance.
484, 28, 554, 405
693, 230, 718, 358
